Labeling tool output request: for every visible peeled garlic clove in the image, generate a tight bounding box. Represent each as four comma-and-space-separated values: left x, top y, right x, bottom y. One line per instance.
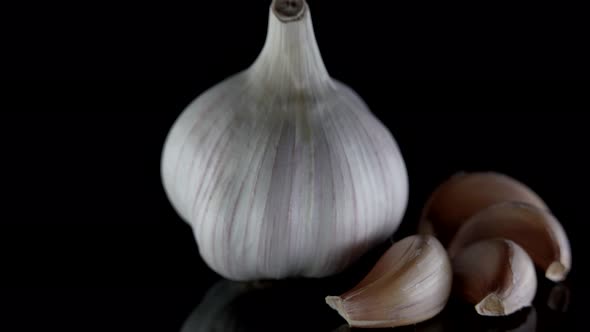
325, 235, 452, 328
418, 172, 548, 246
160, 0, 408, 281
452, 238, 537, 316
448, 202, 571, 282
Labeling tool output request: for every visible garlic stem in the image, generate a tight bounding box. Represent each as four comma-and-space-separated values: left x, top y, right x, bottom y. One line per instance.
250, 0, 332, 92
273, 0, 306, 21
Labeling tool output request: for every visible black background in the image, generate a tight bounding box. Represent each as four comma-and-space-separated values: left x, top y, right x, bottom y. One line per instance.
1, 1, 588, 331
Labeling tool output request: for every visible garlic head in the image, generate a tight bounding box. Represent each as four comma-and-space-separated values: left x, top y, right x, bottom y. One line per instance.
160, 0, 409, 281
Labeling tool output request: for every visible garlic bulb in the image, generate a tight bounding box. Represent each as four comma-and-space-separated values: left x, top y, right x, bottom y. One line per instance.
161, 0, 408, 281
325, 235, 452, 328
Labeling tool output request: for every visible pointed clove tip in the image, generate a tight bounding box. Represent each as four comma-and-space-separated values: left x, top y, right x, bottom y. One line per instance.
475, 293, 506, 316
546, 261, 568, 282
325, 296, 352, 326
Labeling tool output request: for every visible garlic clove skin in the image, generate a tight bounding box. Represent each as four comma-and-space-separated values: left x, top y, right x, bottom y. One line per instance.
447, 202, 571, 282
325, 235, 452, 328
160, 0, 408, 281
452, 238, 537, 316
418, 172, 548, 246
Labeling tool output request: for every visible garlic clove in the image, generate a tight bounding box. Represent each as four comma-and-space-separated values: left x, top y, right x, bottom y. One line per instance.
448, 202, 571, 282
418, 172, 548, 246
325, 235, 452, 328
452, 238, 537, 316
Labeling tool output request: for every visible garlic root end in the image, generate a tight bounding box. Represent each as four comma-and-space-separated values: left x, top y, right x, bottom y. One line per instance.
475, 291, 532, 317
325, 296, 352, 327
546, 261, 567, 282
475, 293, 505, 316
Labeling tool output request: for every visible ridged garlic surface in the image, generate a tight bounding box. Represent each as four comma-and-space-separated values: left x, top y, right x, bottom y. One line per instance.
161, 0, 408, 281
325, 235, 452, 328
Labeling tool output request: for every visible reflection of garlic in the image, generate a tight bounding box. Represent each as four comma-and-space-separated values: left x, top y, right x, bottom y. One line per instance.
325, 235, 452, 328
547, 283, 570, 312
448, 202, 571, 282
161, 0, 408, 281
452, 239, 536, 316
507, 307, 537, 332
180, 280, 253, 332
418, 172, 547, 246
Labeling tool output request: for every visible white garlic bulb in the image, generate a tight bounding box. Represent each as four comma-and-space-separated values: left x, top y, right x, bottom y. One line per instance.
161, 0, 408, 281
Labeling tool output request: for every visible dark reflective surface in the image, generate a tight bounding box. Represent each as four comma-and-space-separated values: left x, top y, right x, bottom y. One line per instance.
2, 82, 586, 332
547, 283, 571, 313
180, 275, 573, 332
180, 279, 346, 332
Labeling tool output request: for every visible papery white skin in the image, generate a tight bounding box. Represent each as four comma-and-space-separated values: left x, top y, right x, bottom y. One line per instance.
161, 1, 408, 281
